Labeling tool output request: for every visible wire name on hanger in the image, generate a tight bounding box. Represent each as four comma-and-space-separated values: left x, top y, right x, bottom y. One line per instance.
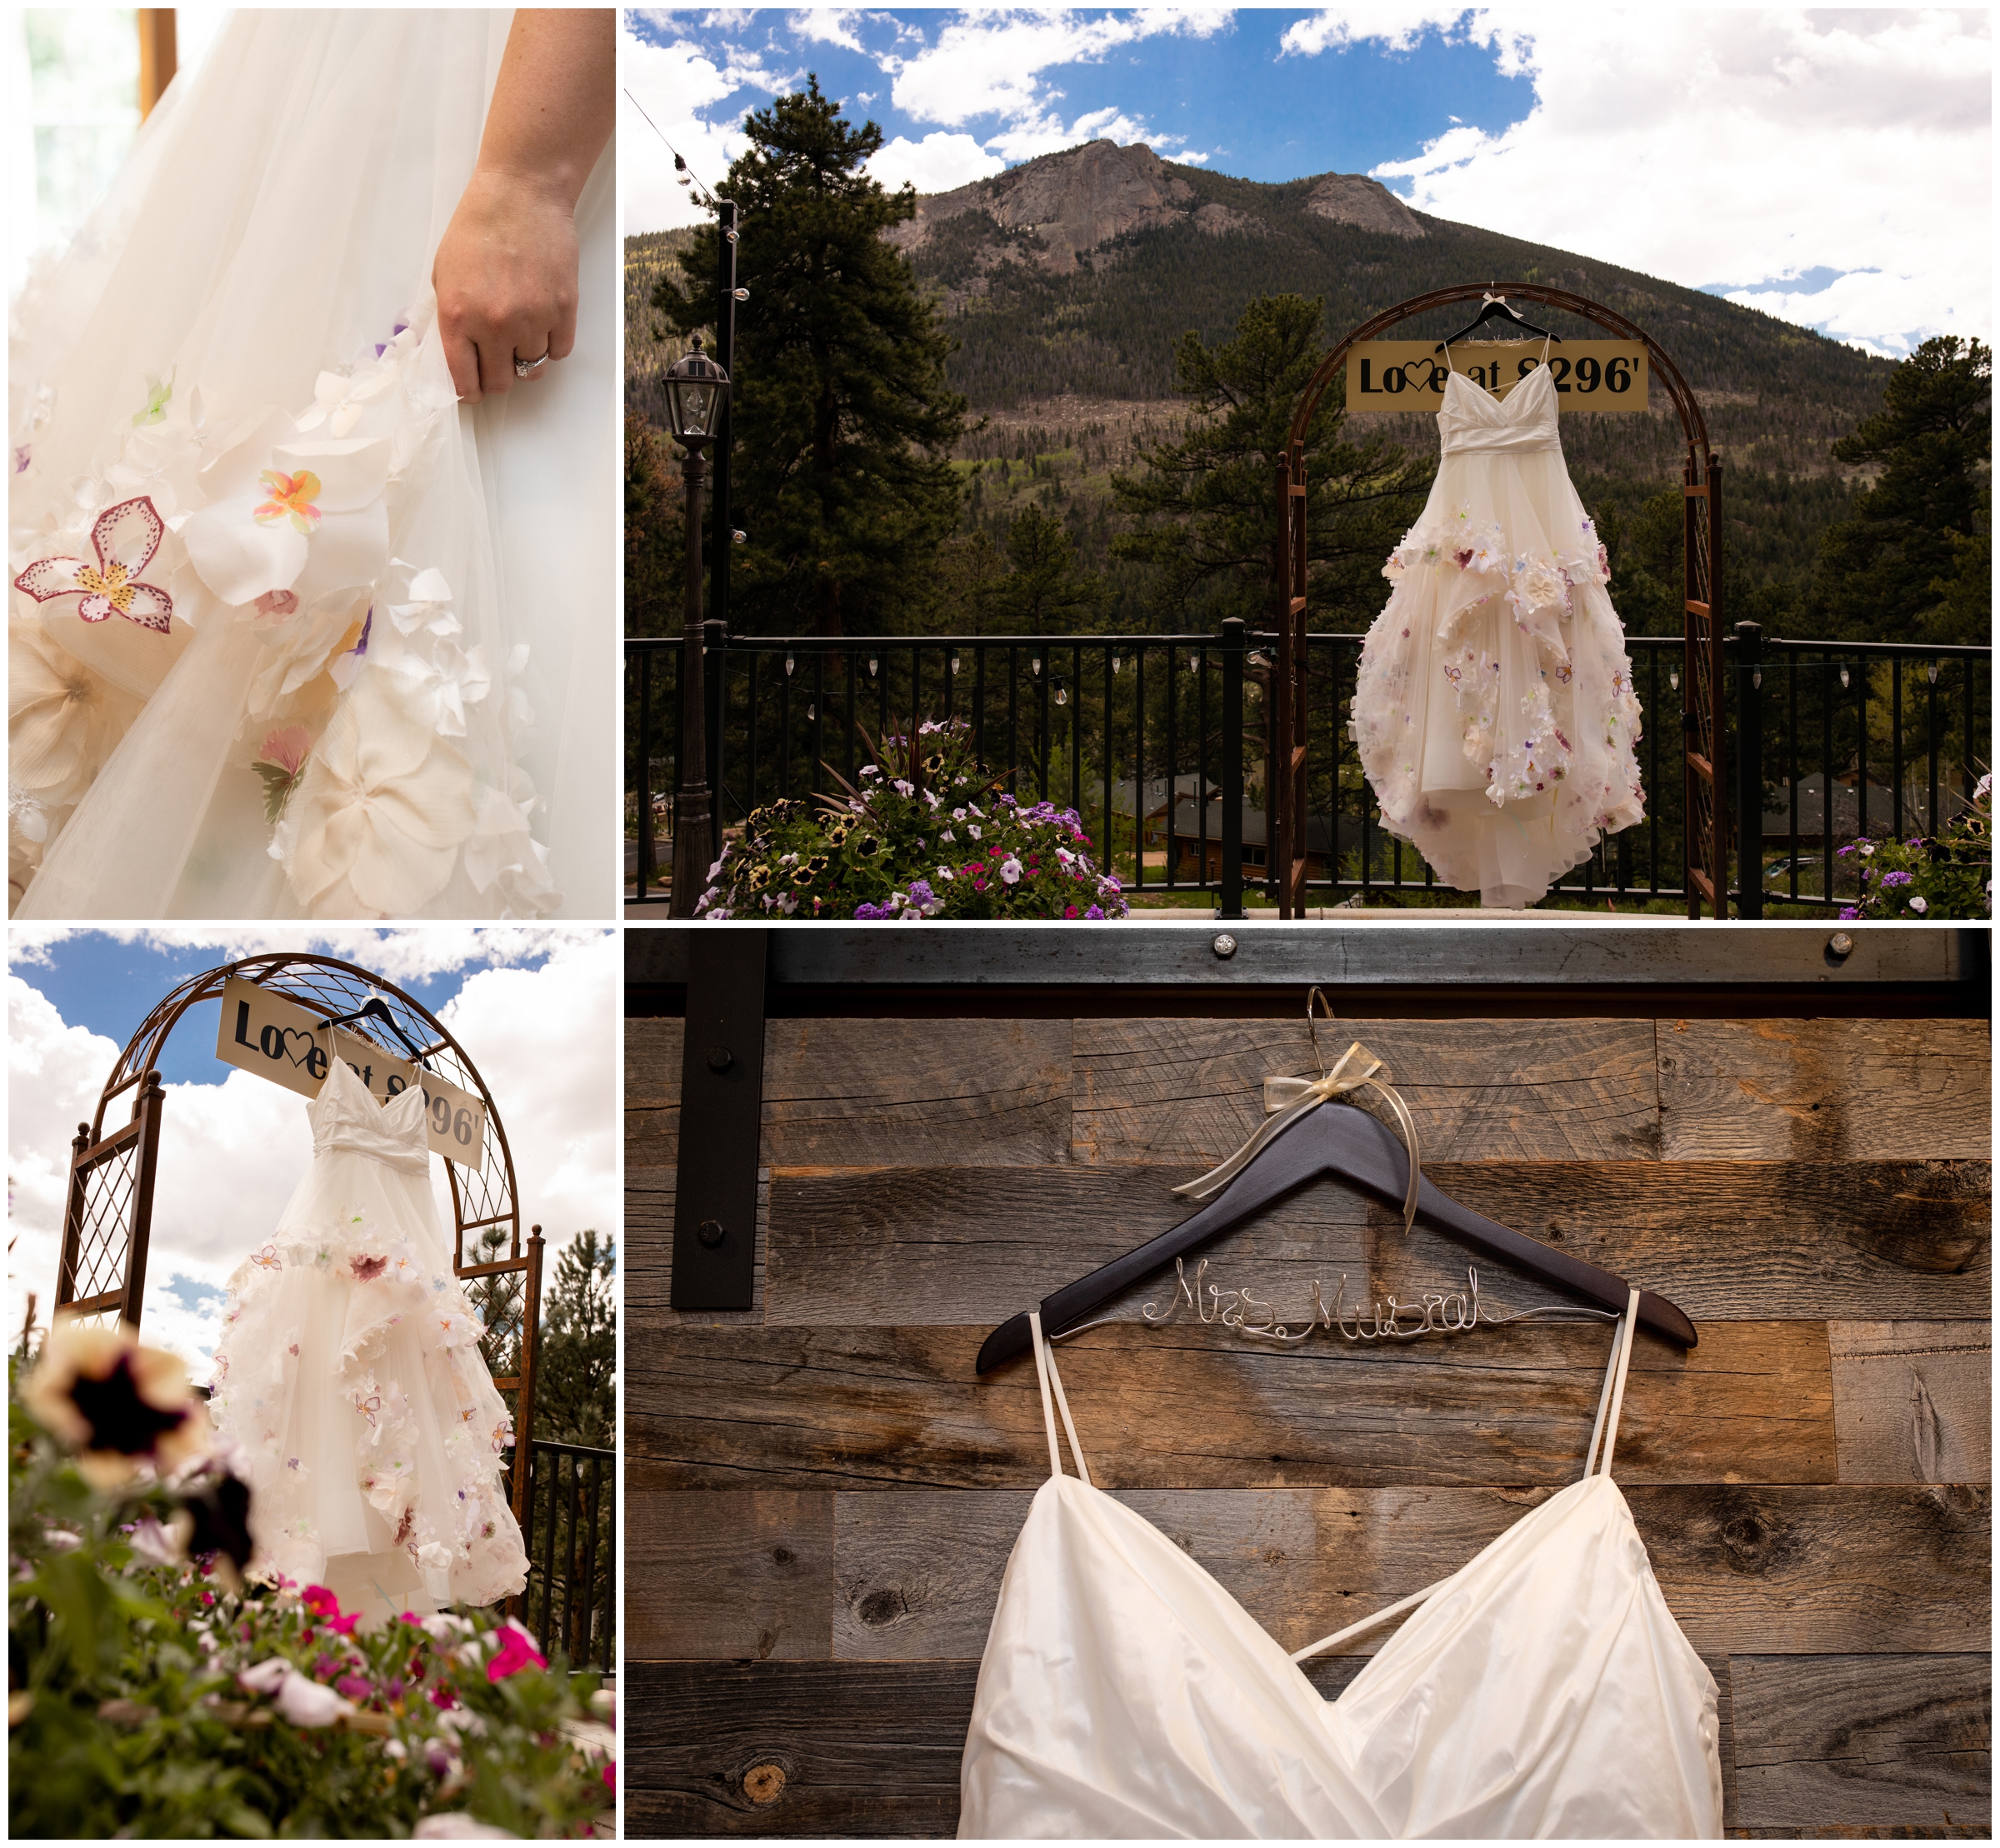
1102, 1255, 1616, 1346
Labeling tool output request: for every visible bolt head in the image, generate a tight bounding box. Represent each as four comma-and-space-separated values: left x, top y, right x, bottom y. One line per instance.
1212, 933, 1238, 959
708, 1045, 733, 1072
1828, 931, 1855, 957
697, 1219, 726, 1248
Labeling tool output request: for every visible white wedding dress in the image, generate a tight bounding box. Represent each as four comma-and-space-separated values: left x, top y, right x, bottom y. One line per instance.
8, 9, 612, 919
1350, 349, 1645, 907
960, 1299, 1722, 1838
208, 1056, 529, 1623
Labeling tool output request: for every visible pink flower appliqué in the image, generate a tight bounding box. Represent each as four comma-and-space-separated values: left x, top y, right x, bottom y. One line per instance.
259, 726, 312, 778
349, 1252, 388, 1283
254, 470, 322, 534
12, 497, 173, 633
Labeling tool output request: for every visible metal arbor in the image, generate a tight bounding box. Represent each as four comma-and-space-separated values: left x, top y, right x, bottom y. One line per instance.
53, 953, 545, 1525
1272, 282, 1724, 917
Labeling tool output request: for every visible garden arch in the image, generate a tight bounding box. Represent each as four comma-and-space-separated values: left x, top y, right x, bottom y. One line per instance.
53, 952, 543, 1522
1272, 282, 1723, 917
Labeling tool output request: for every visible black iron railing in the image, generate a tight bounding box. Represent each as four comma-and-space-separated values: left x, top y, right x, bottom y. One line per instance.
628, 624, 1988, 917
506, 1440, 613, 1674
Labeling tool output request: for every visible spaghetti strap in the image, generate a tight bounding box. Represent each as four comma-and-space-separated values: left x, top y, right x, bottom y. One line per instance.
1582, 1286, 1642, 1479
1028, 1311, 1092, 1486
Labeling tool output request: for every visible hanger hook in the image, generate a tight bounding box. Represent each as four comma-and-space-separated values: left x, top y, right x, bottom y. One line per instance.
1306, 985, 1337, 1076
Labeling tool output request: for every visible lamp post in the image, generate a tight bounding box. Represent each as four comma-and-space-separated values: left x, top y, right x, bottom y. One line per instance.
662, 334, 730, 917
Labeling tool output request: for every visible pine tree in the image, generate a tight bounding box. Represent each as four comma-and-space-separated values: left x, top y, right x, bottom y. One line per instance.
651, 78, 968, 638
1110, 293, 1433, 631
986, 505, 1112, 635
532, 1231, 615, 1450
1812, 336, 1991, 645
625, 413, 681, 639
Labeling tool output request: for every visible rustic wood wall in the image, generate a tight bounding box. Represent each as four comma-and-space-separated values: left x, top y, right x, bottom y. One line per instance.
628, 1006, 1992, 1838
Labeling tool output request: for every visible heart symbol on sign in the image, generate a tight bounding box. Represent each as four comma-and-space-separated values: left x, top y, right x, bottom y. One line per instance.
278, 1026, 319, 1069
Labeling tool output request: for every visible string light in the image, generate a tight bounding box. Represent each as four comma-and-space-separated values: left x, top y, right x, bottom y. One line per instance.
624, 88, 725, 211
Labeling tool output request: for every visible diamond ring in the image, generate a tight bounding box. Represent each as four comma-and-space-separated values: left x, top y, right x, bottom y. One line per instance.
513, 352, 551, 380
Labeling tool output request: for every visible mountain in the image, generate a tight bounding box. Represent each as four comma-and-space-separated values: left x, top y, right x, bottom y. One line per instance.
628, 139, 1902, 609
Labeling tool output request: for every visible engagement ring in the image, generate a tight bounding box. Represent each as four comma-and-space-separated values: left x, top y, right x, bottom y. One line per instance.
513, 352, 550, 379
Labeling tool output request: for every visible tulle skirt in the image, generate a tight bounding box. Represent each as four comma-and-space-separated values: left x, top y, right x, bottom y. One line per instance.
8, 9, 612, 919
1351, 446, 1645, 906
208, 1146, 529, 1621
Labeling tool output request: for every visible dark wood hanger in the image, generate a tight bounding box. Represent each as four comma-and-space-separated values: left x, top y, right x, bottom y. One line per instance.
975, 1100, 1697, 1375
1435, 290, 1561, 352
318, 996, 432, 1070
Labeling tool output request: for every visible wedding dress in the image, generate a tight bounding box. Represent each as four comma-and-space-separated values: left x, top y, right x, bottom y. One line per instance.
959, 1296, 1722, 1838
1350, 347, 1645, 907
208, 1055, 529, 1624
8, 9, 612, 920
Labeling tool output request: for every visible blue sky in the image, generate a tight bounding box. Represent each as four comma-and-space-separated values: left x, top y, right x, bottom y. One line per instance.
625, 7, 1991, 358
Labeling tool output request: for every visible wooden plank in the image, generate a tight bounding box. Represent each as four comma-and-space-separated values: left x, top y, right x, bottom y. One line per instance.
625, 1660, 976, 1838
759, 1019, 1073, 1167
627, 1320, 1835, 1491
627, 1018, 684, 1168
626, 1476, 832, 1661
759, 1161, 1991, 1327
1072, 1017, 1662, 1165
628, 1167, 768, 1327
1659, 1020, 1992, 1161
1639, 1486, 1990, 1656
620, 1486, 1978, 1663
1730, 1654, 1990, 1831
1832, 1323, 1992, 1485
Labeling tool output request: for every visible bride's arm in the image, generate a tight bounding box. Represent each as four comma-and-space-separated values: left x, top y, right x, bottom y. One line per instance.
432, 8, 614, 402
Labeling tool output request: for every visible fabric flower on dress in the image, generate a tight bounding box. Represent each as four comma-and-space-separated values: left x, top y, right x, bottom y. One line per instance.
12, 496, 174, 632
253, 725, 313, 822
282, 673, 478, 915
9, 620, 138, 806
181, 411, 391, 608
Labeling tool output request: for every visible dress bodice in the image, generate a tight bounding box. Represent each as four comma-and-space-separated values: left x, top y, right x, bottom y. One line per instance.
1438, 361, 1562, 457
305, 1052, 431, 1176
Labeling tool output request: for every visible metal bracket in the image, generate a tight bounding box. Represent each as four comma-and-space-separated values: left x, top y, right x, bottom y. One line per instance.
672, 930, 768, 1309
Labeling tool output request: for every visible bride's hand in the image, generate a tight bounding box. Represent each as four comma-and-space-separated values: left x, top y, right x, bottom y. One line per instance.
431, 9, 612, 405
433, 171, 580, 402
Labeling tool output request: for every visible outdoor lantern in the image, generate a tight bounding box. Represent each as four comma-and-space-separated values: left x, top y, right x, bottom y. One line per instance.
664, 334, 730, 445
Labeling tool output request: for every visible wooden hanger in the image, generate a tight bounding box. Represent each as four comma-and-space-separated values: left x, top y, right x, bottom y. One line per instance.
1434, 289, 1561, 352
975, 1099, 1697, 1375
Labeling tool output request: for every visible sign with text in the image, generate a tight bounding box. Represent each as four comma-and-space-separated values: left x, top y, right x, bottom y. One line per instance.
1345, 339, 1650, 413
215, 976, 486, 1166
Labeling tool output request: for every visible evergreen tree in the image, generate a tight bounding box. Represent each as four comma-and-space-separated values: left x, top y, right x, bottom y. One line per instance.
532, 1231, 615, 1450
651, 78, 968, 638
1110, 293, 1432, 630
625, 413, 681, 638
1812, 336, 1991, 645
985, 504, 1111, 635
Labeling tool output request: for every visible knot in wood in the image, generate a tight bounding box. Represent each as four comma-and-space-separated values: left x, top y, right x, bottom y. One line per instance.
743, 1762, 787, 1805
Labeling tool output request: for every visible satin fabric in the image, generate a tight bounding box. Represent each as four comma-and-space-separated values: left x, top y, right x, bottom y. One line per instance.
8, 10, 611, 919
208, 1057, 528, 1624
959, 1326, 1723, 1839
1349, 362, 1646, 908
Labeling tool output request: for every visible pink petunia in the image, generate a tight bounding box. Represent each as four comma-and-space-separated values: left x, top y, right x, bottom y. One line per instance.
487, 1620, 548, 1682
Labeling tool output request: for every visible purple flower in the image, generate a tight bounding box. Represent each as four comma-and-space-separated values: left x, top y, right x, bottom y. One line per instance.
1838, 907, 1860, 920
1880, 870, 1913, 887
1085, 905, 1105, 920
853, 902, 884, 919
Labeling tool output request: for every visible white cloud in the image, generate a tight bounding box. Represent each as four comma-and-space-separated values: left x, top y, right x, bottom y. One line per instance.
888, 8, 1230, 130
620, 17, 796, 233
868, 131, 1007, 196
7, 934, 618, 1391
1332, 8, 1990, 357
985, 102, 1200, 167
1280, 7, 1475, 58
792, 7, 868, 54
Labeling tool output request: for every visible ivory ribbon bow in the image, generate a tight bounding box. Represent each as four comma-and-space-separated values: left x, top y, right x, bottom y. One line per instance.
1169, 1038, 1422, 1235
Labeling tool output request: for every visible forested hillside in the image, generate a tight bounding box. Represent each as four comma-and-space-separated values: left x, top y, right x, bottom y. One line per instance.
632, 141, 1981, 640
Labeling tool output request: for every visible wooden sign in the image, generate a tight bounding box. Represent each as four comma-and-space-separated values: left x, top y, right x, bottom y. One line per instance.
215, 976, 487, 1166
1345, 339, 1649, 412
